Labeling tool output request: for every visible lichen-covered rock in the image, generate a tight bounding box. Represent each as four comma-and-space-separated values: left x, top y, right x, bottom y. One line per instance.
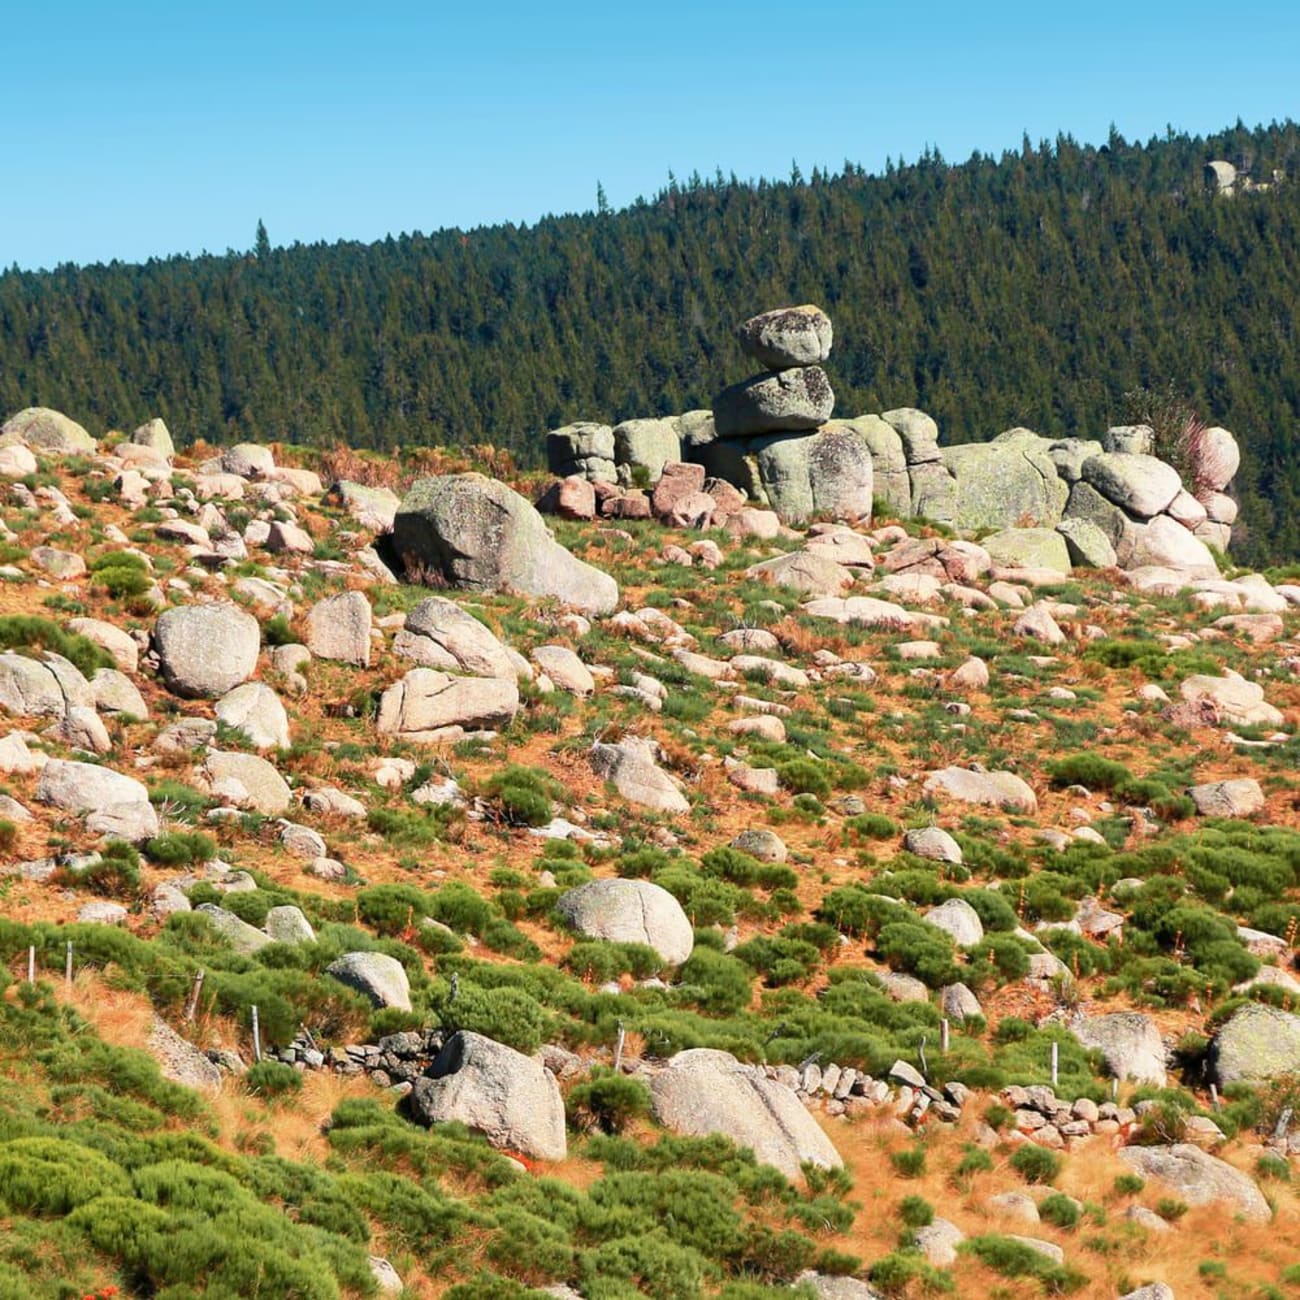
735, 304, 833, 369
0, 407, 96, 453
1082, 452, 1182, 518
195, 904, 272, 955
409, 1031, 566, 1161
1118, 1144, 1270, 1221
613, 418, 681, 484
330, 480, 402, 532
325, 951, 412, 1010
1191, 427, 1241, 492
982, 527, 1072, 574
1211, 1002, 1300, 1087
1056, 517, 1118, 569
651, 1048, 843, 1180
546, 422, 617, 482
557, 878, 693, 964
132, 418, 175, 458
942, 428, 1068, 531
392, 474, 619, 615
154, 604, 260, 698
750, 425, 874, 522
713, 366, 834, 436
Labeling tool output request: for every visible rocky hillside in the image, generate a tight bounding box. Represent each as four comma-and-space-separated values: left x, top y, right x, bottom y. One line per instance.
0, 391, 1298, 1300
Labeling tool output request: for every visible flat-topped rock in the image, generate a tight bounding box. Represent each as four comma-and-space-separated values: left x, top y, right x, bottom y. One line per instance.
1118, 1144, 1270, 1222
923, 766, 1038, 814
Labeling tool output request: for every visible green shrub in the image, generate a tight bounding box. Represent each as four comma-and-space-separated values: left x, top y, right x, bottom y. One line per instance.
482, 765, 562, 827
1037, 1192, 1081, 1229
245, 1060, 304, 1102
1009, 1144, 1061, 1185
1046, 753, 1132, 791
676, 948, 754, 1016
566, 1068, 652, 1135
89, 550, 151, 600
1112, 1173, 1145, 1196
0, 615, 115, 678
144, 831, 216, 867
0, 820, 16, 853
776, 759, 832, 799
963, 1234, 1085, 1292
263, 614, 296, 646
890, 1146, 926, 1178
899, 1194, 934, 1229
438, 982, 545, 1054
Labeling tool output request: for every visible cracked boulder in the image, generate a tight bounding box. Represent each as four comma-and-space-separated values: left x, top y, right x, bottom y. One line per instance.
942, 427, 1068, 531
377, 667, 518, 736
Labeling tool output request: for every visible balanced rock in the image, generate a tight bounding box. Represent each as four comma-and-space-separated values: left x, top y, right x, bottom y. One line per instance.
1082, 453, 1182, 518
1191, 427, 1241, 492
650, 1048, 843, 1181
556, 879, 693, 964
736, 304, 833, 369
154, 604, 260, 698
392, 474, 618, 615
713, 367, 834, 437
409, 1031, 566, 1161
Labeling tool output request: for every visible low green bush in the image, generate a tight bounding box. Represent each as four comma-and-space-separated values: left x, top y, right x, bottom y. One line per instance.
1009, 1144, 1061, 1185
566, 1068, 652, 1135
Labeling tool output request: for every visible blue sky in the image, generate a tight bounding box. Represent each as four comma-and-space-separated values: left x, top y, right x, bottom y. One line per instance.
4, 0, 1298, 270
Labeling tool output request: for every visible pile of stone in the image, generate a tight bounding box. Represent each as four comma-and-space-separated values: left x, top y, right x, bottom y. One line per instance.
269, 1028, 445, 1087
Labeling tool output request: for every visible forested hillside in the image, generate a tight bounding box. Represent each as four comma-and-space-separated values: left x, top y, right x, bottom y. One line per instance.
3, 119, 1300, 562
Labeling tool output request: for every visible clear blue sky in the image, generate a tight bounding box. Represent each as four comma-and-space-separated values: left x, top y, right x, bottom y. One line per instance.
5, 0, 1298, 271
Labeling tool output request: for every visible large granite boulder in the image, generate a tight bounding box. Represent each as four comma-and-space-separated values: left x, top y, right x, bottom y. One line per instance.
325, 952, 412, 1010
392, 474, 618, 615
882, 408, 941, 464
0, 651, 80, 718
1179, 673, 1284, 728
713, 367, 834, 436
36, 759, 159, 841
923, 767, 1038, 814
843, 415, 910, 515
0, 407, 96, 453
202, 751, 293, 814
556, 879, 694, 965
1118, 1144, 1270, 1221
942, 428, 1068, 531
196, 904, 272, 955
735, 305, 833, 369
330, 481, 402, 533
154, 604, 260, 699
590, 736, 689, 814
613, 418, 681, 484
1210, 1002, 1300, 1087
393, 596, 519, 679
982, 527, 1072, 575
1126, 515, 1219, 575
1190, 427, 1241, 492
746, 551, 853, 598
1070, 1012, 1167, 1086
132, 418, 175, 458
409, 1031, 566, 1161
305, 591, 372, 666
924, 898, 985, 947
377, 667, 519, 736
1189, 779, 1265, 818
752, 425, 873, 522
650, 1048, 843, 1180
1081, 453, 1182, 518
546, 422, 616, 483
214, 682, 290, 751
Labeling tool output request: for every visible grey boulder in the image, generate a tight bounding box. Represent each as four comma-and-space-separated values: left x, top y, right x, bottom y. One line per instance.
0, 407, 96, 453
409, 1031, 566, 1161
613, 418, 682, 484
942, 428, 1067, 531
590, 736, 689, 814
651, 1048, 843, 1181
376, 667, 518, 735
36, 759, 159, 841
1211, 1002, 1300, 1087
557, 878, 694, 965
735, 304, 833, 369
305, 591, 372, 666
393, 596, 519, 679
1081, 453, 1182, 518
923, 767, 1038, 814
1118, 1144, 1270, 1221
392, 473, 619, 615
154, 604, 260, 698
1070, 1012, 1167, 1086
713, 366, 834, 437
326, 952, 412, 1010
215, 682, 290, 750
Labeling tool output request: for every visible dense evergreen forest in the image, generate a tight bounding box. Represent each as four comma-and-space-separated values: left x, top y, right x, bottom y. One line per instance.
3, 119, 1300, 562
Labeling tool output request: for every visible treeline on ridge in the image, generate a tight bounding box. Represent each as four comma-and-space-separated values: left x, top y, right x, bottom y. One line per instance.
3, 119, 1300, 563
